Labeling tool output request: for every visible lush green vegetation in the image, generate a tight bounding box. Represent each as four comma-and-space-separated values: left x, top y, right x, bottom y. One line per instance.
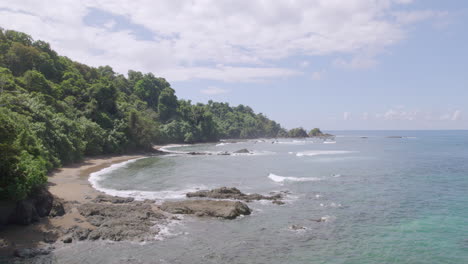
287, 127, 308, 138
308, 128, 332, 137
1, 29, 314, 201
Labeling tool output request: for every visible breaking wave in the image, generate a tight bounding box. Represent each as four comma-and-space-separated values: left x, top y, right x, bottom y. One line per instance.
296, 150, 356, 157
268, 173, 320, 183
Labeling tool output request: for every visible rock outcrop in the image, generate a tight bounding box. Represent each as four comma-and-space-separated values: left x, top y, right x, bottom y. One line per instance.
76, 201, 166, 241
92, 194, 135, 204
233, 148, 250, 154
6, 187, 65, 226
159, 200, 251, 219
186, 187, 282, 202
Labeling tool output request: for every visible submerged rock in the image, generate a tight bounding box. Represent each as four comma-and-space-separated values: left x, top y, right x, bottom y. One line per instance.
159, 200, 251, 219
272, 200, 285, 205
186, 187, 282, 201
290, 224, 306, 230
187, 151, 210, 155
233, 148, 250, 154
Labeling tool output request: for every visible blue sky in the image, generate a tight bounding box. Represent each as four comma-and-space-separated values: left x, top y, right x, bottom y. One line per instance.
1, 0, 467, 130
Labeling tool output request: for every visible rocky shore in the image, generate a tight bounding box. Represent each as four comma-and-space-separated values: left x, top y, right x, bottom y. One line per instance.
0, 153, 286, 262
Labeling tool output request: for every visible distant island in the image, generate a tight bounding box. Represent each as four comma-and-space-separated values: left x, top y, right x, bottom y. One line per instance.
0, 29, 329, 206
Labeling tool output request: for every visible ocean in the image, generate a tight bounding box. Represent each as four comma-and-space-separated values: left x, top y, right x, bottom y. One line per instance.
54, 130, 468, 264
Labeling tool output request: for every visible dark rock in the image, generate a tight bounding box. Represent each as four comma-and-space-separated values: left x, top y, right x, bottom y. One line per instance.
386, 136, 403, 138
49, 196, 65, 217
62, 236, 72, 243
160, 200, 251, 219
43, 231, 58, 243
272, 200, 285, 205
9, 199, 40, 225
13, 247, 52, 258
7, 187, 56, 225
71, 226, 91, 241
0, 201, 16, 227
187, 151, 209, 155
186, 187, 282, 201
217, 151, 231, 156
311, 217, 328, 222
76, 202, 166, 241
233, 148, 250, 154
290, 224, 306, 230
33, 188, 54, 217
92, 194, 134, 204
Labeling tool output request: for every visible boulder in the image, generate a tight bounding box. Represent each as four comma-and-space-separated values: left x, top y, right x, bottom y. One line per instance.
290, 224, 306, 230
233, 149, 250, 154
160, 200, 251, 219
7, 187, 56, 225
186, 187, 282, 201
49, 196, 66, 217
71, 226, 91, 241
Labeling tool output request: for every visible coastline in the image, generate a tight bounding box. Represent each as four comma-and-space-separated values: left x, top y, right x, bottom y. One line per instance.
0, 154, 146, 257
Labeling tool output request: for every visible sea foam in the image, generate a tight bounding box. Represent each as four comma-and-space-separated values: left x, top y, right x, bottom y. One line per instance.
268, 173, 320, 183
89, 158, 205, 201
296, 150, 356, 157
159, 144, 192, 154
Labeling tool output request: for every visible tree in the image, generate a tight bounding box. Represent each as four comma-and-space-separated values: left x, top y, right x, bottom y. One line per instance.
158, 88, 178, 122
288, 127, 308, 138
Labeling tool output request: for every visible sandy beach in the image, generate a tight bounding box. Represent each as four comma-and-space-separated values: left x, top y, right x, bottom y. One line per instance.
0, 154, 145, 256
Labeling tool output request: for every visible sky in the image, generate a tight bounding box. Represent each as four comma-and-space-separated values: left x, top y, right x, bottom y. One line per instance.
1, 0, 467, 130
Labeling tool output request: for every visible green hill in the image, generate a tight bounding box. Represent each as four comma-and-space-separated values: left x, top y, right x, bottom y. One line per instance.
0, 29, 286, 201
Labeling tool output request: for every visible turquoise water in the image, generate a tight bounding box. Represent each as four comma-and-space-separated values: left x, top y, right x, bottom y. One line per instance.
56, 131, 468, 263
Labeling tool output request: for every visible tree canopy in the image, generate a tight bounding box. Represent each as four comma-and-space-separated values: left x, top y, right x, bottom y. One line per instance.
1, 28, 315, 201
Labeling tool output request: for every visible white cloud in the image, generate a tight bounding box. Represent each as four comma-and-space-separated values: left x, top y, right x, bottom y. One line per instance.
343, 112, 351, 121
0, 0, 448, 82
200, 86, 229, 95
161, 65, 301, 83
367, 107, 463, 122
451, 110, 461, 121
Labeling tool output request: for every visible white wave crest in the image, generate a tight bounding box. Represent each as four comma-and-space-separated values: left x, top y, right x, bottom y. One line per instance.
296, 150, 356, 157
159, 144, 191, 154
276, 140, 312, 145
323, 141, 336, 144
268, 173, 320, 183
89, 158, 205, 200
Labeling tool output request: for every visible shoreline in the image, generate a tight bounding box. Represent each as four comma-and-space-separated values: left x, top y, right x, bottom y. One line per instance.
0, 154, 147, 257
0, 142, 263, 258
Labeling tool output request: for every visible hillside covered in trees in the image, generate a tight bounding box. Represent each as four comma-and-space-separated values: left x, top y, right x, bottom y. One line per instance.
0, 29, 309, 201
